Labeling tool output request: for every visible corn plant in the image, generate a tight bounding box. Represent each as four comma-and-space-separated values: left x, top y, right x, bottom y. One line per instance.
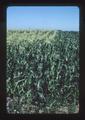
6, 30, 79, 113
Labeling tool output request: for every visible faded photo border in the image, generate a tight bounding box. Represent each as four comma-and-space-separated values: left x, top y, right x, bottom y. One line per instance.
0, 0, 84, 120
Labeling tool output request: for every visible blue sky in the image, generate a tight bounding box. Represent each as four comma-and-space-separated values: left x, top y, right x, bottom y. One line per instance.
7, 6, 79, 31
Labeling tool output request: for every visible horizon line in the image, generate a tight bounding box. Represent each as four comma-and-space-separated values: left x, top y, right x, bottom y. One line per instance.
7, 28, 79, 32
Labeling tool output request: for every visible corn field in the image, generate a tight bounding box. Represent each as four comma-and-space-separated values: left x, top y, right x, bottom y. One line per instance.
6, 30, 79, 114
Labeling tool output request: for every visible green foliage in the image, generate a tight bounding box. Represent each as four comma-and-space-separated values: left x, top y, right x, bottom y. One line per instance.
6, 30, 79, 113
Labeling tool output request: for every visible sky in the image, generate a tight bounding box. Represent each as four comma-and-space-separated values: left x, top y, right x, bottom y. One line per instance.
7, 6, 79, 31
